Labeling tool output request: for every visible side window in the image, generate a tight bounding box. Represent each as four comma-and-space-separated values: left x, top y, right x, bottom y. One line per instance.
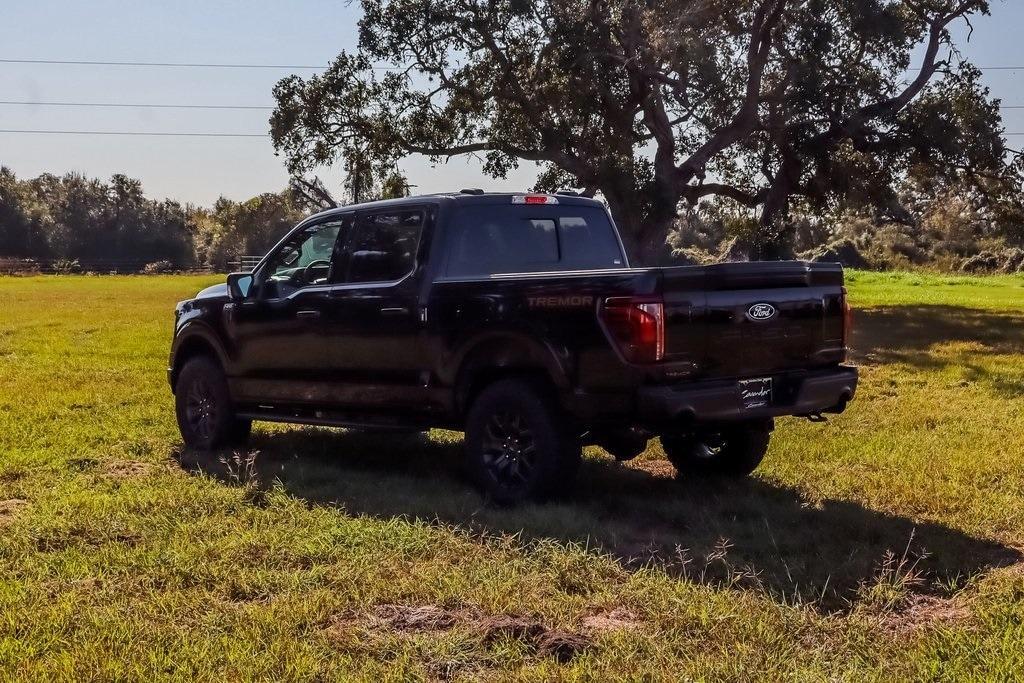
341, 210, 424, 284
447, 205, 624, 277
448, 211, 559, 277
260, 218, 345, 295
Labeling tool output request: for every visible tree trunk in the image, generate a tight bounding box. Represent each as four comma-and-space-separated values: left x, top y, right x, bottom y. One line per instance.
604, 189, 677, 267
752, 151, 800, 260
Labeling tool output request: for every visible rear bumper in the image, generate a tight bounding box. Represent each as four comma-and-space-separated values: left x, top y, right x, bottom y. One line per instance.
637, 366, 858, 424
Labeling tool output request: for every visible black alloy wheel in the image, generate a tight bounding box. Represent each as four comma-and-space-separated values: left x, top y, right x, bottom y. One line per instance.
175, 356, 251, 450
480, 409, 539, 489
465, 378, 581, 505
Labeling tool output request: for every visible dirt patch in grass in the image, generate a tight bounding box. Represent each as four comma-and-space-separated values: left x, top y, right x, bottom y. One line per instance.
0, 498, 29, 524
877, 593, 972, 636
370, 603, 461, 632
581, 607, 642, 633
102, 459, 155, 480
330, 604, 594, 663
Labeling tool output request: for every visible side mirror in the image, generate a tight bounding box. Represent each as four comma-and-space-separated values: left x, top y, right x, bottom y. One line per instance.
227, 272, 254, 301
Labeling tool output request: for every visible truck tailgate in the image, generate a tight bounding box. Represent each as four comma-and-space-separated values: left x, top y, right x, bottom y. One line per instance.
660, 261, 847, 380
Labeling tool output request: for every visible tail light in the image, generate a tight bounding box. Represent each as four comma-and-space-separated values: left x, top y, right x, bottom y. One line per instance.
599, 298, 664, 364
841, 287, 853, 361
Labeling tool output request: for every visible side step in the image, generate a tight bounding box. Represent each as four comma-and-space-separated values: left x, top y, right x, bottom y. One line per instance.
236, 406, 433, 432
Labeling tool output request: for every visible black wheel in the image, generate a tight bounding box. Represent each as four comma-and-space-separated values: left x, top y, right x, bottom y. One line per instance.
464, 379, 581, 505
660, 421, 772, 478
175, 356, 251, 450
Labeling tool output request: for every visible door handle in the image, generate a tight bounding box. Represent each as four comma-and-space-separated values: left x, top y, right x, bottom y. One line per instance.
296, 309, 321, 320
380, 307, 409, 316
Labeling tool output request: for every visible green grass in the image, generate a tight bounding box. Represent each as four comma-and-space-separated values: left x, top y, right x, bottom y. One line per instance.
1, 272, 1023, 681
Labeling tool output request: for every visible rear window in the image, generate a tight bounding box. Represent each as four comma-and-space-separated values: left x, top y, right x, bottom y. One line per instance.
446, 205, 624, 277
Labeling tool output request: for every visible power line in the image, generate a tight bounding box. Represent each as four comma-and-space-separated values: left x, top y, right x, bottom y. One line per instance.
0, 58, 323, 69
0, 58, 394, 70
1, 128, 1022, 139
8, 57, 1024, 71
0, 100, 273, 110
0, 129, 268, 137
5, 98, 1024, 113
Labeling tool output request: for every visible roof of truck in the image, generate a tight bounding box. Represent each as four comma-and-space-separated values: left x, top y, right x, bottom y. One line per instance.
302, 191, 604, 223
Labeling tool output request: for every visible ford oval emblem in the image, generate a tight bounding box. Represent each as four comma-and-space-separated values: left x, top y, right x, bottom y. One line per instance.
747, 303, 776, 321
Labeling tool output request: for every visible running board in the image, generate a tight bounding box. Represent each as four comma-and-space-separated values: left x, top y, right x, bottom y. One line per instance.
236, 409, 431, 432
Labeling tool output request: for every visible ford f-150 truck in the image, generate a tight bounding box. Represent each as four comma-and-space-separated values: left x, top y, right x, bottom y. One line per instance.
170, 191, 857, 503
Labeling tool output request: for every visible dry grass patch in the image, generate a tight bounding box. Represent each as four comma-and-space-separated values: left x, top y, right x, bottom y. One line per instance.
877, 593, 973, 636
327, 603, 594, 664
0, 498, 29, 525
101, 459, 156, 480
580, 606, 642, 633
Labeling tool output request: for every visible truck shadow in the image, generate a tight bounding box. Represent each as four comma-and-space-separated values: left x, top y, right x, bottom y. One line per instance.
177, 427, 1021, 612
853, 305, 1024, 361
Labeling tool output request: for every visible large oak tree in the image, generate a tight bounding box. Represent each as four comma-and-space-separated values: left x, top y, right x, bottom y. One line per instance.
270, 0, 1016, 263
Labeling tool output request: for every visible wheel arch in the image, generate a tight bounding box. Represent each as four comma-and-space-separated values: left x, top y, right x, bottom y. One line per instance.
450, 332, 570, 418
169, 325, 230, 392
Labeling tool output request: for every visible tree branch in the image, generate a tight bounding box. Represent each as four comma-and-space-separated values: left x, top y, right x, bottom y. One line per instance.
675, 0, 788, 185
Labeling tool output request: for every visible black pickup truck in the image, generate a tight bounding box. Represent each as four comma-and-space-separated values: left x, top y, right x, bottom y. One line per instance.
170, 191, 857, 503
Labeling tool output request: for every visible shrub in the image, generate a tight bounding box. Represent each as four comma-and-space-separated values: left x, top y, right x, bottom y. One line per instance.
142, 260, 175, 275
51, 258, 81, 275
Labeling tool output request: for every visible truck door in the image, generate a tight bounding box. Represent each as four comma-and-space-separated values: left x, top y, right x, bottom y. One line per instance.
226, 214, 350, 405
318, 206, 438, 413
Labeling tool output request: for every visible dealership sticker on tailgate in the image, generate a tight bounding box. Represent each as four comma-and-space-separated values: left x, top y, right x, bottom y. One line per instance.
739, 377, 773, 409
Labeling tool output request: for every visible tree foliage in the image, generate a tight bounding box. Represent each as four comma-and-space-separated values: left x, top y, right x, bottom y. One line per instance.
0, 168, 413, 272
271, 0, 1018, 262
0, 168, 193, 266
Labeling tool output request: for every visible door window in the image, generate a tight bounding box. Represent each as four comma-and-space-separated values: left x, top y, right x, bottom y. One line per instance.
260, 217, 346, 297
339, 209, 424, 284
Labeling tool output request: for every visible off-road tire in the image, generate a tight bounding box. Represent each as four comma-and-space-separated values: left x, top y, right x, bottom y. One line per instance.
661, 421, 772, 478
175, 356, 251, 450
464, 379, 581, 505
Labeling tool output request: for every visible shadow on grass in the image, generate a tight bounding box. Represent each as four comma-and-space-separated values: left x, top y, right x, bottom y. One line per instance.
852, 305, 1024, 399
853, 305, 1024, 368
177, 427, 1021, 612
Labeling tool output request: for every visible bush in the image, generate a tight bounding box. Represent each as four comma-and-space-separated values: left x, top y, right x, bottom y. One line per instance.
51, 259, 81, 275
142, 260, 175, 275
960, 248, 1024, 274
801, 238, 869, 269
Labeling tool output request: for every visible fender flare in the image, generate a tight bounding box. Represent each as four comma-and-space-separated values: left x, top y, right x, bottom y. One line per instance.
169, 322, 233, 388
444, 330, 571, 410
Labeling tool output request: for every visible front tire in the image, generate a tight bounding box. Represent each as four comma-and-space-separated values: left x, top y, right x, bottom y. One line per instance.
464, 379, 581, 505
175, 356, 250, 450
661, 421, 772, 478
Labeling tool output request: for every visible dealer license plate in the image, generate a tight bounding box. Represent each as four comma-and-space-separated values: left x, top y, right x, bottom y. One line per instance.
739, 377, 773, 409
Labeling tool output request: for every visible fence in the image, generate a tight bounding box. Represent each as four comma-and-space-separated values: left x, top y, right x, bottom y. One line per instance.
231, 256, 263, 272
0, 256, 263, 275
0, 257, 215, 275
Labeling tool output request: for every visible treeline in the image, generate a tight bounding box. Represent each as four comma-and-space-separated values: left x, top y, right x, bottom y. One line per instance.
0, 168, 307, 272
4, 167, 1024, 274
669, 176, 1024, 274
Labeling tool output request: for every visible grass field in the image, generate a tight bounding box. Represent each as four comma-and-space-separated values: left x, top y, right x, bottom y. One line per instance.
1, 272, 1023, 681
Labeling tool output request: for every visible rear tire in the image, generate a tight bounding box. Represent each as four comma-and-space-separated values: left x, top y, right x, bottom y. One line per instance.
175, 356, 250, 450
661, 421, 772, 478
464, 379, 581, 505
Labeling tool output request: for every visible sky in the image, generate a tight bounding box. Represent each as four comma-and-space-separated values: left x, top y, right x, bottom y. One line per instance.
1, 0, 1023, 207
